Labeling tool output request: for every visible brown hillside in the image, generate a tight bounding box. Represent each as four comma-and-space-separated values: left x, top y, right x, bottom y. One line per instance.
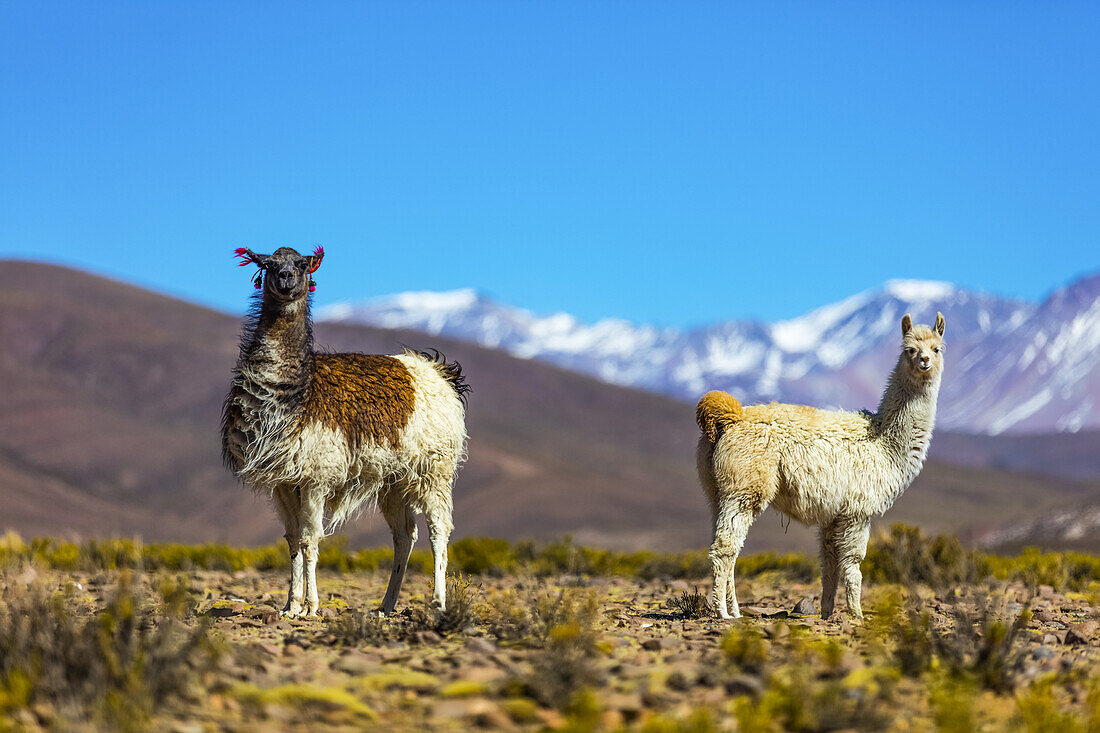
1, 260, 1097, 552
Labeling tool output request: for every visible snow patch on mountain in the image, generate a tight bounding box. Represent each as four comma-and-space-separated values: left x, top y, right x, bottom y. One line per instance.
319, 274, 1100, 435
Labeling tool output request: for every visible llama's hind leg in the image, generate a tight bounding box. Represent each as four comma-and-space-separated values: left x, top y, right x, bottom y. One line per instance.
710, 500, 755, 619
819, 522, 841, 620
273, 486, 304, 617
836, 519, 871, 620
424, 487, 454, 613
378, 491, 418, 616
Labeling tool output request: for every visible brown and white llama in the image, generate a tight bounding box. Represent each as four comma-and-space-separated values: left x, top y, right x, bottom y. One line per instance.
696, 312, 945, 620
221, 246, 469, 617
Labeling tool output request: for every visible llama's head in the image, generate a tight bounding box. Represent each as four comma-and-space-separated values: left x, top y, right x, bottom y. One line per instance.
900, 312, 946, 381
234, 246, 324, 302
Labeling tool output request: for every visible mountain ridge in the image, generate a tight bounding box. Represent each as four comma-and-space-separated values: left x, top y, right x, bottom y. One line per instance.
321, 273, 1100, 434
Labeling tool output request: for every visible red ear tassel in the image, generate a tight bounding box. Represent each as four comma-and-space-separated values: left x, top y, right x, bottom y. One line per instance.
307, 245, 324, 274
234, 247, 255, 266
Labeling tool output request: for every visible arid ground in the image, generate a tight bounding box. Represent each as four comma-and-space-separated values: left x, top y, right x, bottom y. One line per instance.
2, 535, 1098, 732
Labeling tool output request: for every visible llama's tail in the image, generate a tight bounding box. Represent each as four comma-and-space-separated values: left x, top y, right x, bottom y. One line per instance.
407, 347, 471, 407
696, 390, 744, 442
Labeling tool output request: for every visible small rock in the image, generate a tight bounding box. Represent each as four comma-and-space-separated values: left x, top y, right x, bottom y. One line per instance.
1041, 634, 1060, 645
1038, 585, 1055, 599
791, 598, 816, 616
260, 609, 279, 625
332, 650, 383, 675
1064, 626, 1090, 646
641, 638, 663, 651
414, 630, 443, 645
605, 692, 644, 715
659, 636, 682, 651
1034, 609, 1056, 623
765, 622, 790, 640
318, 606, 337, 620
724, 674, 764, 697
465, 637, 496, 655
1032, 646, 1056, 660
666, 664, 698, 691
1072, 620, 1098, 639
253, 642, 281, 657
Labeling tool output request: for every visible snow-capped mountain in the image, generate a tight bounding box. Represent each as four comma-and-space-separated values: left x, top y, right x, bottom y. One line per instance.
320, 273, 1100, 435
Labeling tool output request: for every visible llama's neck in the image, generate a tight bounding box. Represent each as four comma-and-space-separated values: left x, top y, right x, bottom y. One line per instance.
237, 293, 314, 397
874, 356, 941, 458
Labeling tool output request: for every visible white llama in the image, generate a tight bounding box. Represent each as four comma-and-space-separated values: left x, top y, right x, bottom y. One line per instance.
696, 312, 945, 620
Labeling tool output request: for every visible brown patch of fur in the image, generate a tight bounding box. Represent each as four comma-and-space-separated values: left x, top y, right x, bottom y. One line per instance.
305, 354, 416, 449
696, 390, 744, 442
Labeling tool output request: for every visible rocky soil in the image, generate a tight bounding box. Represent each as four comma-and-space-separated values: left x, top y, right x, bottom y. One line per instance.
6, 568, 1100, 731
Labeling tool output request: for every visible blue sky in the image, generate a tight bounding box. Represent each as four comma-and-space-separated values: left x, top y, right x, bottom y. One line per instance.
2, 2, 1098, 327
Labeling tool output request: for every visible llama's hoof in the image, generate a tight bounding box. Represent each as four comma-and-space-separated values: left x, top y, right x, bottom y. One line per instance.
371, 607, 393, 618
282, 601, 304, 618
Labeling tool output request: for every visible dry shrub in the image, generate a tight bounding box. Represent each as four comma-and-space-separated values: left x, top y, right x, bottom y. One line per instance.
328, 574, 480, 644
669, 586, 712, 619
863, 524, 979, 590
486, 585, 600, 647
0, 571, 219, 730
327, 608, 390, 645
409, 574, 480, 635
934, 600, 1030, 694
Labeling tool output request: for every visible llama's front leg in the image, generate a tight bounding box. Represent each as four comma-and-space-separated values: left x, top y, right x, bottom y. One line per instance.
837, 519, 871, 620
425, 500, 454, 613
819, 522, 841, 620
284, 534, 304, 616
298, 487, 326, 617
273, 486, 304, 617
710, 502, 753, 619
378, 494, 417, 616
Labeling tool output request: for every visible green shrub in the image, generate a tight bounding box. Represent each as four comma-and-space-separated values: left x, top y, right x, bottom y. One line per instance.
864, 524, 979, 590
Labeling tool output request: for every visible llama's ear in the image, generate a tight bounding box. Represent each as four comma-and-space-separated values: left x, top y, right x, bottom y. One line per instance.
934, 311, 946, 336
901, 314, 913, 336
234, 248, 270, 267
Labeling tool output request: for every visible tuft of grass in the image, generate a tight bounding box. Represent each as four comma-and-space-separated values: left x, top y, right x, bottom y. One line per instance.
720, 626, 769, 674
327, 608, 390, 646
408, 574, 481, 635
1014, 678, 1085, 733
669, 586, 712, 619
231, 682, 378, 722
524, 588, 604, 709
934, 599, 1030, 694
864, 587, 934, 677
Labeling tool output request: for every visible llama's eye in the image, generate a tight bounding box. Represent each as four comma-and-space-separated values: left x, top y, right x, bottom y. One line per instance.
906, 348, 916, 355
933, 347, 940, 353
